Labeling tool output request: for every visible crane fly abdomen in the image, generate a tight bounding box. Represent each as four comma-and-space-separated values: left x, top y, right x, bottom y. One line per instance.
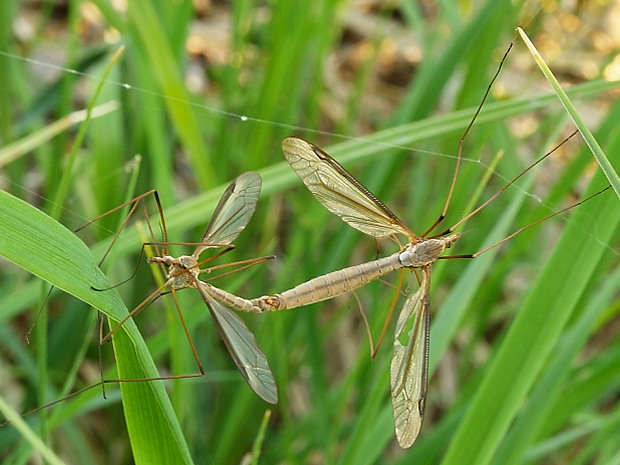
254, 253, 403, 311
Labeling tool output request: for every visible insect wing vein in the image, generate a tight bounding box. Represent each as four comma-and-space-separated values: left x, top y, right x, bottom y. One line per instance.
195, 171, 262, 256
197, 282, 278, 404
390, 269, 431, 448
283, 137, 416, 240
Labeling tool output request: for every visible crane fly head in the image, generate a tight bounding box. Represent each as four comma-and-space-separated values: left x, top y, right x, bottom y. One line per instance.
444, 232, 462, 248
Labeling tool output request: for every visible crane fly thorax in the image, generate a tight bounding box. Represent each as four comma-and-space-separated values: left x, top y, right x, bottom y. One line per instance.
148, 254, 200, 290
399, 233, 461, 267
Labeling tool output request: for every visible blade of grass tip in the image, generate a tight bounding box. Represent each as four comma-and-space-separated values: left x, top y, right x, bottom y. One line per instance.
0, 101, 119, 168
0, 191, 193, 465
517, 27, 620, 198
0, 396, 66, 465
98, 154, 143, 269
249, 410, 272, 465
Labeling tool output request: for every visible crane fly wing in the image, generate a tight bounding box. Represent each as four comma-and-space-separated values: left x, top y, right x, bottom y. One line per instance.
390, 266, 431, 448
194, 171, 262, 256
196, 281, 278, 404
282, 137, 418, 241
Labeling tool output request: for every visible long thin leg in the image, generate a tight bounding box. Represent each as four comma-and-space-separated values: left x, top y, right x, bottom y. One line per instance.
101, 283, 170, 343
438, 185, 611, 260
371, 268, 407, 360
200, 255, 275, 281
422, 43, 514, 237
432, 130, 580, 239
75, 190, 162, 265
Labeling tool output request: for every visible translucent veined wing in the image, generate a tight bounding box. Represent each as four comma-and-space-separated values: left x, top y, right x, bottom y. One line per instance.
194, 172, 262, 256
282, 137, 418, 241
197, 281, 278, 404
390, 267, 431, 448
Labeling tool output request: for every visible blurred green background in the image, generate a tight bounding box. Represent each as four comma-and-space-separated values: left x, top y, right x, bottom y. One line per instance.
1, 0, 619, 464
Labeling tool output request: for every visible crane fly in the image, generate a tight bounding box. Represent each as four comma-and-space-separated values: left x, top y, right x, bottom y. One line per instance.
251, 137, 456, 447
106, 171, 278, 404
250, 135, 538, 445
248, 135, 607, 447
5, 172, 277, 427
242, 40, 612, 445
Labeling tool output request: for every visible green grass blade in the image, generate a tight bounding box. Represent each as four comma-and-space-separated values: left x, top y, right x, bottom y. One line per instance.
441, 174, 620, 464
0, 102, 118, 168
0, 397, 65, 465
495, 264, 620, 465
518, 27, 620, 198
125, 0, 215, 188
0, 190, 193, 465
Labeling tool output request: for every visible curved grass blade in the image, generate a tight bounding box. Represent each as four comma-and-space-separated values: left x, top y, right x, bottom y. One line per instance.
517, 27, 620, 198
0, 190, 192, 465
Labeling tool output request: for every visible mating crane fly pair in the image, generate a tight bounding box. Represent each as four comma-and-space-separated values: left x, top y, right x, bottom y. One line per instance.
142, 127, 603, 449
14, 48, 608, 450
